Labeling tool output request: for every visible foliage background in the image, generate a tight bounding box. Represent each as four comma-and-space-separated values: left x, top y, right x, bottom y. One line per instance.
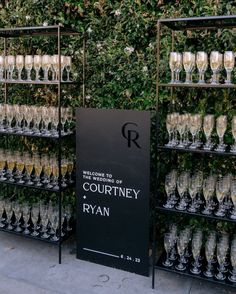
1, 0, 236, 239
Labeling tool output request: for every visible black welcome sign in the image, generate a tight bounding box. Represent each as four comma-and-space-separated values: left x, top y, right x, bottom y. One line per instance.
76, 108, 150, 276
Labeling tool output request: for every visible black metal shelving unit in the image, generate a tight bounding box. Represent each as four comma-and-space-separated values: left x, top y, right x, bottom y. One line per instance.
0, 25, 80, 263
152, 15, 236, 290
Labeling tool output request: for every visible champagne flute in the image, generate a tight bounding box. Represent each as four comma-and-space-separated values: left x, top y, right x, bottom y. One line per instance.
216, 115, 227, 152
15, 152, 25, 184
0, 151, 6, 181
215, 178, 227, 217
210, 51, 222, 84
4, 199, 13, 230
231, 116, 236, 153
183, 52, 195, 84
24, 105, 34, 134
162, 233, 174, 267
203, 238, 216, 278
224, 51, 235, 84
65, 56, 72, 82
163, 173, 175, 208
6, 104, 14, 132
6, 55, 15, 80
196, 51, 208, 84
230, 178, 236, 219
202, 176, 215, 215
42, 55, 51, 81
6, 151, 16, 182
188, 175, 198, 212
50, 210, 59, 241
16, 55, 24, 81
175, 53, 182, 83
40, 204, 50, 239
25, 55, 33, 81
215, 241, 227, 280
52, 54, 59, 81
67, 159, 74, 184
61, 159, 68, 187
203, 114, 214, 150
33, 55, 42, 81
33, 154, 42, 187
25, 154, 34, 185
0, 198, 5, 228
229, 245, 236, 282
175, 231, 187, 271
30, 205, 39, 236
190, 234, 202, 274
0, 55, 4, 81
22, 203, 31, 235
176, 171, 188, 210
189, 114, 199, 149
0, 104, 5, 131
12, 202, 22, 232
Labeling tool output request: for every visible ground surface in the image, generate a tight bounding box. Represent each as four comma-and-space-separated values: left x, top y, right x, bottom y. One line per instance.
0, 232, 235, 294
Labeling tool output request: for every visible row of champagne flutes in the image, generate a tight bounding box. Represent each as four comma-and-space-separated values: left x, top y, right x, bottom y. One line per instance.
0, 199, 73, 241
169, 51, 235, 84
0, 104, 74, 137
163, 224, 236, 281
166, 113, 235, 152
0, 149, 74, 189
164, 170, 236, 219
0, 54, 72, 82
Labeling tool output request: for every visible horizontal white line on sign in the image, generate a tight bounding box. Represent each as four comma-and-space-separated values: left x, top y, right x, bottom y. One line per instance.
83, 248, 120, 258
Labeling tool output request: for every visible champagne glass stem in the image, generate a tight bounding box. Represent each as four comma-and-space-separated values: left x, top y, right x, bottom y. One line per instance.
226, 70, 231, 83
0, 69, 3, 80
36, 70, 40, 81
27, 69, 31, 81
212, 71, 217, 83
44, 69, 48, 81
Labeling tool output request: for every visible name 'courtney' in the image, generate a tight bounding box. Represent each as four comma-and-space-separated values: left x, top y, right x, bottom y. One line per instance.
82, 182, 140, 199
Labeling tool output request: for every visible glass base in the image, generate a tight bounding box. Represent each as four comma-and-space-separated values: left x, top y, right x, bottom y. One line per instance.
230, 213, 236, 220
175, 264, 186, 271
6, 224, 13, 230
228, 275, 236, 283
15, 226, 23, 232
215, 272, 226, 280
214, 211, 225, 217
41, 232, 50, 239
23, 228, 30, 235
175, 205, 186, 211
51, 235, 59, 242
203, 270, 214, 278
187, 206, 197, 213
0, 222, 5, 228
202, 208, 212, 215
190, 267, 201, 275
215, 144, 226, 152
162, 259, 173, 267
31, 230, 39, 237
163, 202, 174, 209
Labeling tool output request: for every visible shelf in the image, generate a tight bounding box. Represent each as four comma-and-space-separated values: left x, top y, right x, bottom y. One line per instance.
158, 83, 236, 89
156, 205, 236, 223
0, 80, 76, 85
157, 145, 236, 157
0, 226, 73, 245
156, 251, 236, 288
0, 178, 75, 192
159, 15, 236, 31
0, 25, 79, 38
0, 130, 75, 139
